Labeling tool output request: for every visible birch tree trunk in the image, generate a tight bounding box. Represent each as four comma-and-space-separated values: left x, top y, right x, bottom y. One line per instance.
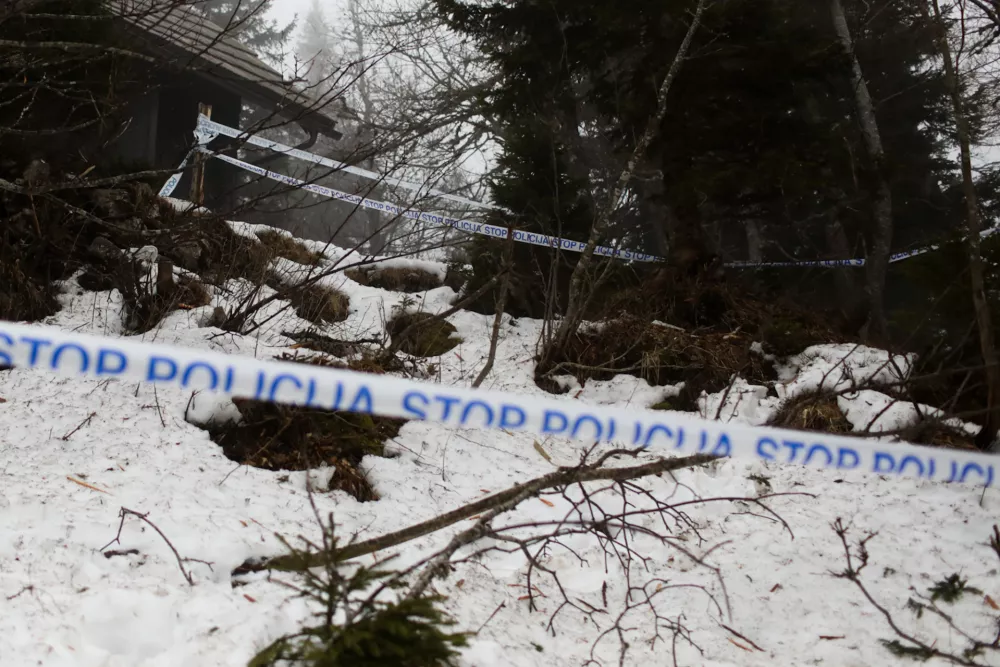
830, 0, 893, 345
536, 0, 708, 375
927, 0, 1000, 451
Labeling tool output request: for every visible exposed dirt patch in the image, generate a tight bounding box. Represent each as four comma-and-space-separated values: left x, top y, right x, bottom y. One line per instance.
387, 312, 462, 357
767, 391, 853, 434
346, 266, 443, 293
256, 230, 324, 266
274, 349, 405, 376
204, 398, 405, 502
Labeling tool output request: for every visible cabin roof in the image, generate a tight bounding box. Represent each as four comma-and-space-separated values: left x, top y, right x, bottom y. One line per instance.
113, 1, 343, 139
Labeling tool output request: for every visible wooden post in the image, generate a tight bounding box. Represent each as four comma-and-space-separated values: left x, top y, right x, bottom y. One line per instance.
189, 103, 212, 206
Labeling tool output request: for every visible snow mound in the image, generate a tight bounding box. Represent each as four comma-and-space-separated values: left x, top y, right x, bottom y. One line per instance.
0, 217, 996, 667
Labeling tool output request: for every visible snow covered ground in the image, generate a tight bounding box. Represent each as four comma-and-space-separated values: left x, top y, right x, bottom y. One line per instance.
0, 224, 997, 666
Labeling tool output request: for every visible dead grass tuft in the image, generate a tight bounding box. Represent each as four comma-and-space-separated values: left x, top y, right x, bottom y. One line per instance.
901, 419, 979, 451
387, 312, 462, 357
346, 266, 443, 293
285, 283, 351, 325
256, 230, 324, 266
767, 391, 853, 434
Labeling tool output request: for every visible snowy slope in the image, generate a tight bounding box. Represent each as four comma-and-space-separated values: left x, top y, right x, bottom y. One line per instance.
0, 224, 998, 667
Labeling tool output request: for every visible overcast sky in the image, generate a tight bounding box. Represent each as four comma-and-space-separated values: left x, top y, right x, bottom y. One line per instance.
269, 0, 327, 33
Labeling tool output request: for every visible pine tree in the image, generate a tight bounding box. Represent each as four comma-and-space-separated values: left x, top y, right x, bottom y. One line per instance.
434, 0, 958, 325
295, 0, 335, 88
200, 0, 295, 65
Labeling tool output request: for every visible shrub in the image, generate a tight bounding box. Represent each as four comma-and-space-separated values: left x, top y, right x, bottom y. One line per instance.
249, 522, 468, 667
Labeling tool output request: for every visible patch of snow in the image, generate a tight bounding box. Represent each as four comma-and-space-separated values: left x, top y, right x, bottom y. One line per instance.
699, 378, 779, 424
1, 220, 997, 667
576, 374, 681, 408
776, 344, 913, 394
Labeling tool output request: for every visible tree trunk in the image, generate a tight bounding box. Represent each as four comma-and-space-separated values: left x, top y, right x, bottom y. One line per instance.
537, 0, 708, 375
745, 219, 763, 264
830, 0, 893, 345
927, 0, 1000, 451
825, 215, 864, 328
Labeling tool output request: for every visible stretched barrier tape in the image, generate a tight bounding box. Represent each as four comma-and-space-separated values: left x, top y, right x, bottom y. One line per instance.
157, 147, 197, 198
196, 115, 500, 213
0, 321, 995, 487
209, 149, 665, 263
727, 227, 1000, 269
157, 125, 220, 198
726, 258, 867, 268
192, 115, 1000, 270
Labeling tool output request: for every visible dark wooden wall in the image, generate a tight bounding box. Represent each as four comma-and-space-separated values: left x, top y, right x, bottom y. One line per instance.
155, 75, 242, 208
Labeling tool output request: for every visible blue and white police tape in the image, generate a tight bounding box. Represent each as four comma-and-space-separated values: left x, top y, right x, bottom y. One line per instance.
156, 125, 221, 198
210, 149, 665, 263
724, 227, 1000, 268
726, 258, 867, 269
196, 114, 1000, 270
196, 115, 501, 214
157, 147, 197, 198
0, 321, 995, 487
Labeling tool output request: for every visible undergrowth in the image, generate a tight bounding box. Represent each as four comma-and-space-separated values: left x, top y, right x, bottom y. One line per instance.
550, 315, 776, 398
249, 518, 468, 667
900, 419, 978, 451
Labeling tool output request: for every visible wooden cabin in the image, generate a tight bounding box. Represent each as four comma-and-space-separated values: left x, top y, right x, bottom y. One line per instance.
108, 1, 342, 208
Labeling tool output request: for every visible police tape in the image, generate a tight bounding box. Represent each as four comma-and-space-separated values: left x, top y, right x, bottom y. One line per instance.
196, 115, 500, 213
209, 149, 665, 263
0, 321, 995, 488
157, 146, 197, 198
726, 258, 867, 268
191, 115, 1000, 270
157, 124, 221, 198
726, 227, 1000, 269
